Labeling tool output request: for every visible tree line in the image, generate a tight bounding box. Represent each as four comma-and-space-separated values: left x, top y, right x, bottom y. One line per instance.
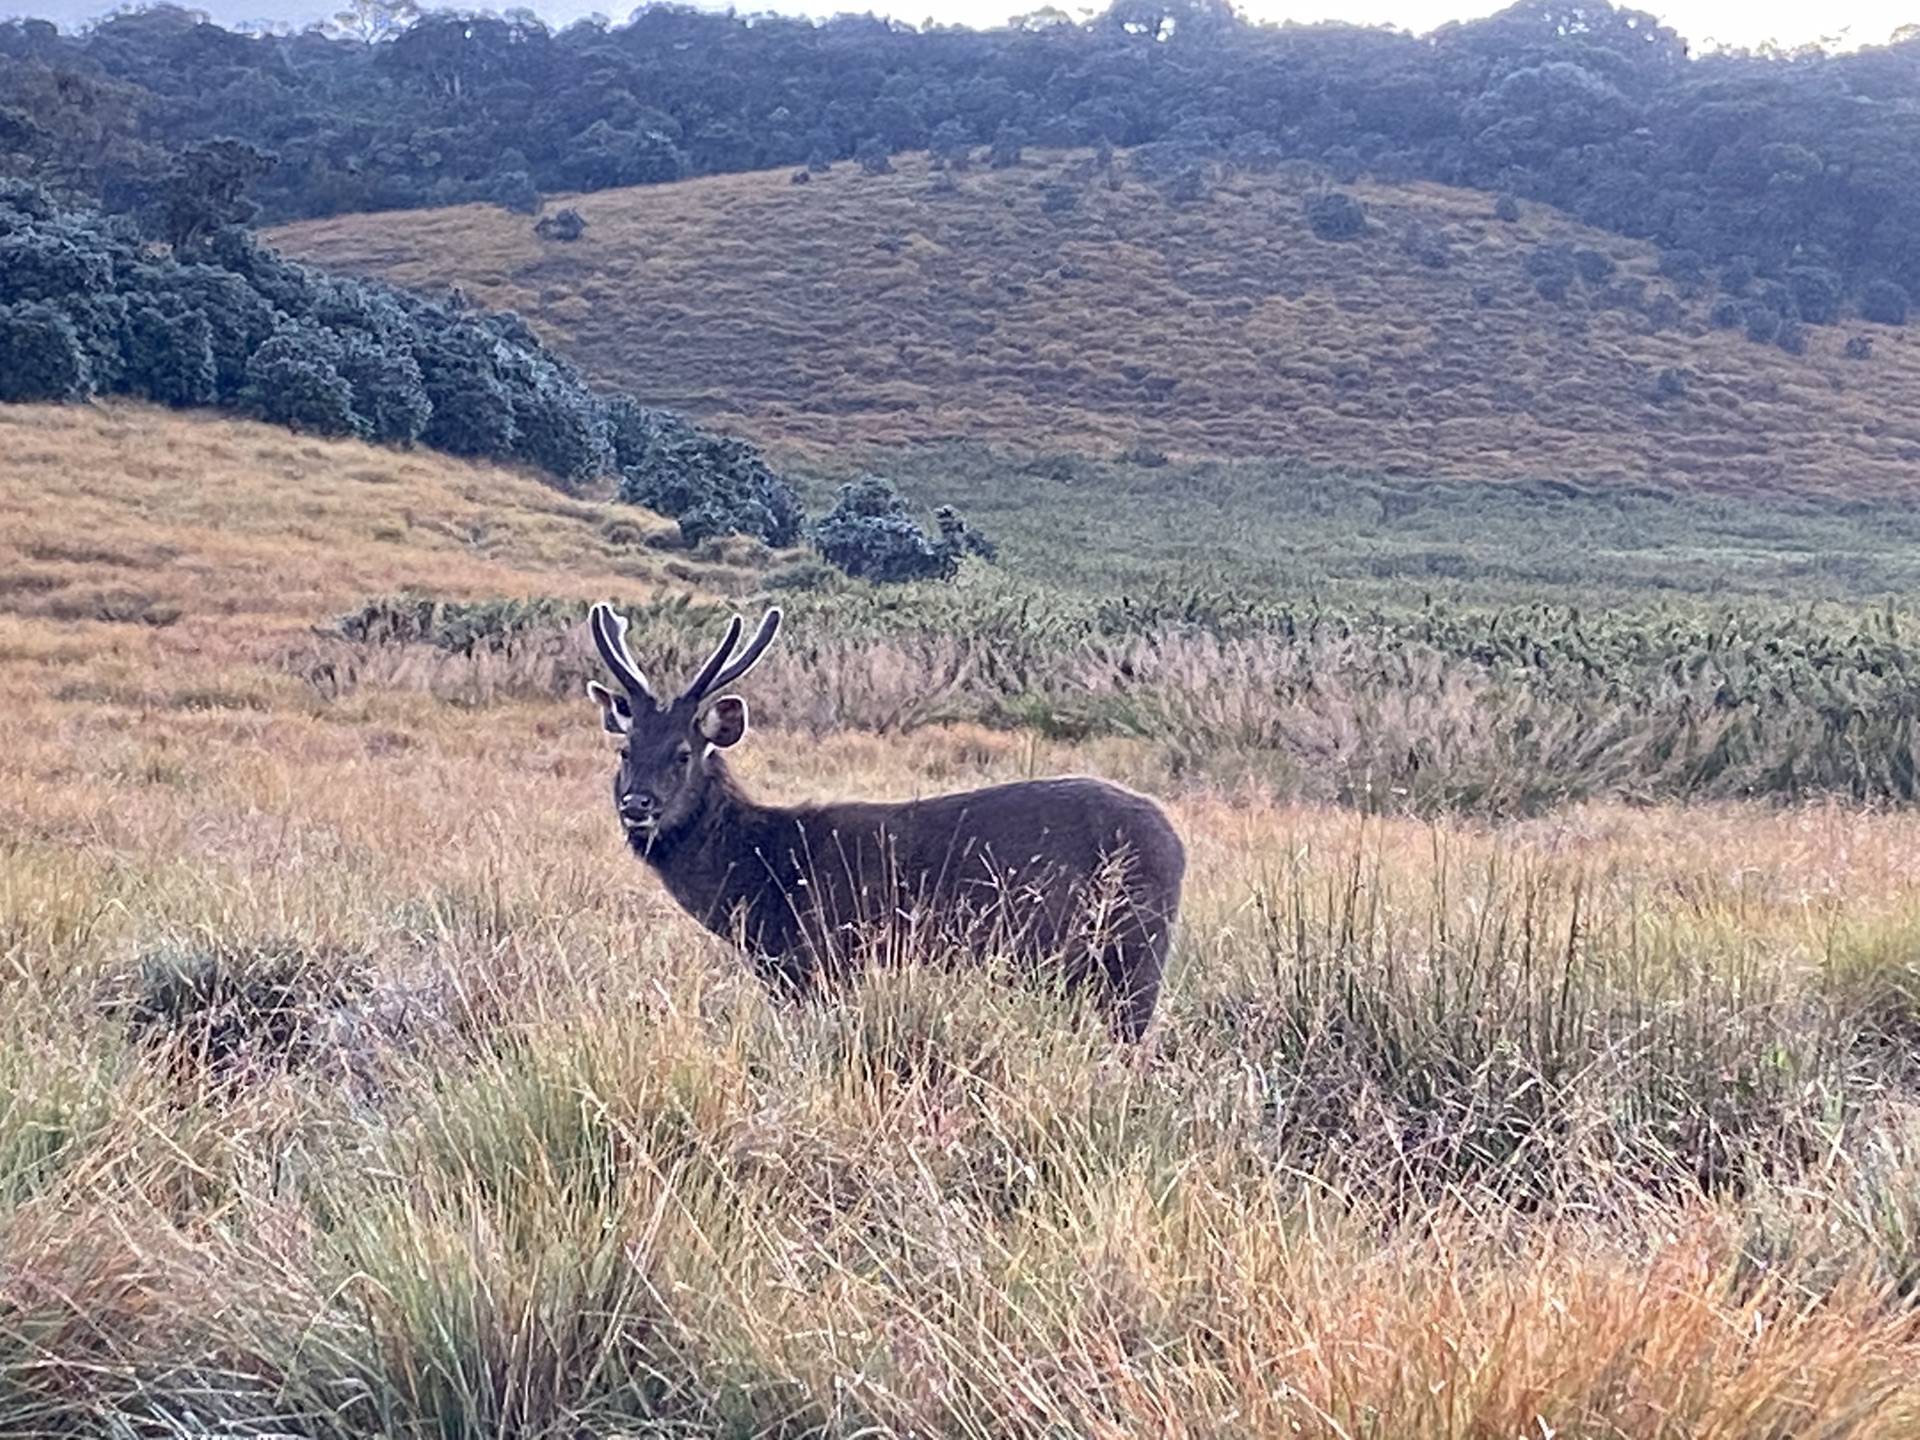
5, 0, 1920, 309
0, 180, 985, 581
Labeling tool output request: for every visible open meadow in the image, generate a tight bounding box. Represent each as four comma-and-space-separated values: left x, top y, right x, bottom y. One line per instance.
5, 401, 1920, 1435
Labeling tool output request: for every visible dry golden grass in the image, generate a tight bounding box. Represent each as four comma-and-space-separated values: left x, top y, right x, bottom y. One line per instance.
5, 415, 1920, 1434
271, 150, 1920, 497
0, 401, 797, 713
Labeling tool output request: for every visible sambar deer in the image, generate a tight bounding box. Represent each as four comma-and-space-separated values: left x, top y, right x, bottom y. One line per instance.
585, 603, 1185, 1039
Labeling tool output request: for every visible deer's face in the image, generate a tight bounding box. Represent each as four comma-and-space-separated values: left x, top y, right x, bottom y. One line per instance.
590, 688, 749, 851
585, 603, 777, 854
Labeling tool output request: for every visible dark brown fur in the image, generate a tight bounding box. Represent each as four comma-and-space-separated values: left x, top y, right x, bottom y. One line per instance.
587, 605, 1185, 1040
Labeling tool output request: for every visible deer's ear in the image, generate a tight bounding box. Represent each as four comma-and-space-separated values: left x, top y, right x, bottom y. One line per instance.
587, 680, 632, 735
700, 695, 749, 748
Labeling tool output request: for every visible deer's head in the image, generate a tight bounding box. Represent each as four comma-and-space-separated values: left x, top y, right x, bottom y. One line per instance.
586, 603, 782, 851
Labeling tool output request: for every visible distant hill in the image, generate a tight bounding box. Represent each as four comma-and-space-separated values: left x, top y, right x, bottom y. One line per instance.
270, 152, 1920, 497
16, 0, 1920, 311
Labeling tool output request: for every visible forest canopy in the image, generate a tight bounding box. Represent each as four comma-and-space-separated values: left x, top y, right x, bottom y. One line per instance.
3, 0, 1920, 302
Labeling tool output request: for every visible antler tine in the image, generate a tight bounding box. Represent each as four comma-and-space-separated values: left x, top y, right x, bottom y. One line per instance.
707, 607, 783, 694
678, 613, 744, 707
590, 603, 656, 705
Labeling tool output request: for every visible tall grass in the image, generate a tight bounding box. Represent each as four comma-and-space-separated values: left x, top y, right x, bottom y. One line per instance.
300, 588, 1920, 812
5, 690, 1920, 1435
7, 399, 1920, 1434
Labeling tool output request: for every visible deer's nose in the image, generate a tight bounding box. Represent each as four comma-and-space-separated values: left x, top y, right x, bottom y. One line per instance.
618, 792, 658, 826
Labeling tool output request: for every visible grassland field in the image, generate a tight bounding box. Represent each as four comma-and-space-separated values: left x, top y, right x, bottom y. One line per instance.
5, 400, 1920, 1436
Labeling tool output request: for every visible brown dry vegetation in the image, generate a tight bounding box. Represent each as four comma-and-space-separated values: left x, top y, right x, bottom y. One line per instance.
271, 150, 1920, 496
3, 401, 1920, 1433
0, 401, 794, 692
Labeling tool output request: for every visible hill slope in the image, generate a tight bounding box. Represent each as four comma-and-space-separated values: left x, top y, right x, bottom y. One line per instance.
269, 152, 1920, 498
0, 401, 718, 711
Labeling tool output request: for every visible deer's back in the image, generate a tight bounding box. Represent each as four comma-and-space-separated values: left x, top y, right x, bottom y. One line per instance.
772, 774, 1182, 940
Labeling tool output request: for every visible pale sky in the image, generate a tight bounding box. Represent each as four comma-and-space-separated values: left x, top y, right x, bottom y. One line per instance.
7, 0, 1916, 56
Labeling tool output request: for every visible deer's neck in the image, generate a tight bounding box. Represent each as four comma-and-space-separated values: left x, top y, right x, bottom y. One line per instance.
638, 756, 793, 937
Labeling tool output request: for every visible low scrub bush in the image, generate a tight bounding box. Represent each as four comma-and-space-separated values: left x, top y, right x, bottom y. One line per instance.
809, 476, 994, 583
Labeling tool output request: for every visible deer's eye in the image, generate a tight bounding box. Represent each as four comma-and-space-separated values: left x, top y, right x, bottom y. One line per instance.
676, 742, 693, 764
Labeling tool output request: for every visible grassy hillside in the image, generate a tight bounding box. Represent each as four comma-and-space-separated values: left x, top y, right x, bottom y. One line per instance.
0, 401, 800, 703
270, 151, 1920, 498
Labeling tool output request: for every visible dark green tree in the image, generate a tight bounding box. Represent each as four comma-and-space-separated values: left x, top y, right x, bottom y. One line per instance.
155, 139, 276, 252
243, 323, 359, 436
0, 299, 89, 400
611, 402, 803, 547
811, 476, 985, 583
1861, 278, 1909, 325
122, 298, 216, 406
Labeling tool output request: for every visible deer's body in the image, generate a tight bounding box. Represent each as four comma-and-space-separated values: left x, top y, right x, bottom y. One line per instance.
587, 604, 1185, 1040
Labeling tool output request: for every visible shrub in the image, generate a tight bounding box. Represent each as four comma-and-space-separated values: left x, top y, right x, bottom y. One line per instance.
1861, 278, 1910, 326
811, 476, 989, 583
122, 938, 367, 1085
1656, 248, 1706, 289
1709, 296, 1744, 328
928, 119, 971, 170
1573, 248, 1615, 284
988, 123, 1024, 169
533, 208, 586, 241
508, 359, 612, 487
335, 331, 431, 445
244, 324, 359, 436
490, 170, 540, 215
1643, 292, 1682, 330
855, 136, 893, 176
1785, 265, 1842, 325
611, 401, 804, 547
0, 227, 115, 305
1305, 191, 1366, 241
122, 299, 217, 407
1493, 193, 1520, 222
0, 300, 90, 401
1400, 221, 1451, 269
414, 314, 520, 458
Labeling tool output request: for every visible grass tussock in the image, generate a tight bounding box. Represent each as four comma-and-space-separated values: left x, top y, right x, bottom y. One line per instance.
271, 150, 1920, 497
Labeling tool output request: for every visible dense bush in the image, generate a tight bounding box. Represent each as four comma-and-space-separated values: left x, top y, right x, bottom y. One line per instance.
0, 299, 89, 401
610, 400, 804, 547
0, 184, 780, 512
1304, 191, 1367, 241
1572, 248, 1615, 284
810, 477, 993, 584
1785, 265, 1842, 325
1862, 278, 1910, 326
